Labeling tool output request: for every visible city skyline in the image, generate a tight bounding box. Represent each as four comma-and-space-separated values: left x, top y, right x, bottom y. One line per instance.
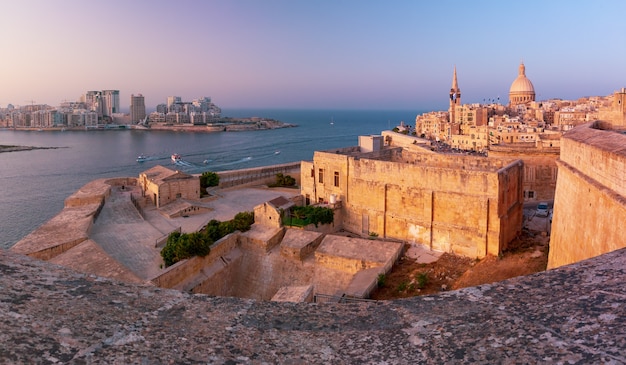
1, 0, 625, 111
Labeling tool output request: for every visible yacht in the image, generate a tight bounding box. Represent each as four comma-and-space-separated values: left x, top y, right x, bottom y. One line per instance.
171, 154, 182, 162
136, 154, 147, 163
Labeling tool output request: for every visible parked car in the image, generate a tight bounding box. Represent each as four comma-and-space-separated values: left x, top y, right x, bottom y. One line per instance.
536, 202, 549, 217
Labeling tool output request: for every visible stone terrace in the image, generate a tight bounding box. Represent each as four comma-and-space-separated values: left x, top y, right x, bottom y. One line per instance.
1, 247, 625, 363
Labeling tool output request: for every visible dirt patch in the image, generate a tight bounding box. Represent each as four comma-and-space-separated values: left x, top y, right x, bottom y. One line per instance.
370, 230, 549, 300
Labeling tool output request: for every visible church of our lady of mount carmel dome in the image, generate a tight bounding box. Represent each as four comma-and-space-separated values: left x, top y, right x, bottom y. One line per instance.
509, 62, 536, 106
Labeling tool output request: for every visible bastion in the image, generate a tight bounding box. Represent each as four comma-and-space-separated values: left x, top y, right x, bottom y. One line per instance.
548, 121, 626, 268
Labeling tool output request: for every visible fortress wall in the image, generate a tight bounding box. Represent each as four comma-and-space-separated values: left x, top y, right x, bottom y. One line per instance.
225, 243, 315, 300
188, 249, 243, 297
64, 179, 111, 208
104, 177, 138, 187
548, 123, 626, 268
314, 251, 384, 275
560, 122, 626, 197
342, 158, 522, 257
150, 232, 239, 288
11, 203, 101, 259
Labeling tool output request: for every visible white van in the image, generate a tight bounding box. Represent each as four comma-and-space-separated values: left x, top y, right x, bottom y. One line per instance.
536, 202, 549, 217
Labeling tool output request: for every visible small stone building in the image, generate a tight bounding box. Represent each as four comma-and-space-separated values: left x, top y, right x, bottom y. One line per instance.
254, 196, 294, 229
139, 165, 199, 208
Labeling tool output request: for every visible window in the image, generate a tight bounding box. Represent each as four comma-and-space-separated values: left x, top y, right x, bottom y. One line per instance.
305, 194, 310, 205
528, 191, 535, 199
310, 168, 314, 178
318, 169, 324, 184
334, 171, 339, 187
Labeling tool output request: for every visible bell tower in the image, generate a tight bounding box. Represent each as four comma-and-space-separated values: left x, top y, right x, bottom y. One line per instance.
449, 66, 461, 123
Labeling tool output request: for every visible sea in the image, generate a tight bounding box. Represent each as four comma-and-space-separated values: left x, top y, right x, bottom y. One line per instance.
0, 109, 422, 249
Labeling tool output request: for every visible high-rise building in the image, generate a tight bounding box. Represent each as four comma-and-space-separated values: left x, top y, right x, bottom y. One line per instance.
101, 90, 120, 117
130, 94, 146, 123
84, 91, 102, 116
167, 96, 181, 112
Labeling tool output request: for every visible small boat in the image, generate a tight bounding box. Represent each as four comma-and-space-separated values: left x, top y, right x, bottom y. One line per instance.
136, 154, 147, 163
171, 154, 181, 162
274, 151, 281, 155
203, 159, 209, 164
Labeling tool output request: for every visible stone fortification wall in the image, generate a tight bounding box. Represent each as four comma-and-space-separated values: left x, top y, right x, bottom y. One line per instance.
305, 150, 523, 258
217, 162, 301, 189
189, 232, 316, 300
104, 177, 138, 187
64, 178, 111, 208
489, 145, 559, 202
150, 232, 239, 288
12, 179, 112, 260
548, 122, 626, 268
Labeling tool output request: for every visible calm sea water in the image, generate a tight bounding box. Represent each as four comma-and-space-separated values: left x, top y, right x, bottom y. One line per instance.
0, 109, 421, 248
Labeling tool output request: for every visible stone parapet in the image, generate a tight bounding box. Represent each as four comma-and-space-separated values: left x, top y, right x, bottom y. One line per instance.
1, 246, 624, 363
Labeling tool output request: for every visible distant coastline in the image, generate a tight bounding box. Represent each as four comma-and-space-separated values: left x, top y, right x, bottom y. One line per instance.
1, 117, 296, 133
0, 145, 64, 153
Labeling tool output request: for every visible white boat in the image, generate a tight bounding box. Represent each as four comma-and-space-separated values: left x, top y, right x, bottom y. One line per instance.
274, 151, 281, 155
171, 154, 181, 162
136, 154, 147, 163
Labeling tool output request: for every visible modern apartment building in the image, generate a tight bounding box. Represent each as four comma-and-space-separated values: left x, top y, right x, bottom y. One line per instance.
130, 94, 146, 123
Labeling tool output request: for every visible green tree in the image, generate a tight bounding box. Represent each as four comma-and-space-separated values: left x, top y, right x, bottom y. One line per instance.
200, 171, 220, 190
232, 211, 254, 232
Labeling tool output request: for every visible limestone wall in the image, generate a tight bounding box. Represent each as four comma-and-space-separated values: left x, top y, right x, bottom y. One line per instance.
217, 162, 301, 189
150, 232, 239, 288
548, 122, 626, 268
157, 178, 200, 207
489, 145, 560, 202
302, 150, 523, 258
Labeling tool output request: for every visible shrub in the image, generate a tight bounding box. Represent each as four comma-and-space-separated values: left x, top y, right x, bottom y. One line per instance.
377, 273, 386, 288
232, 211, 254, 232
416, 272, 429, 289
161, 211, 254, 267
290, 205, 334, 227
397, 281, 408, 292
161, 231, 212, 267
270, 173, 296, 188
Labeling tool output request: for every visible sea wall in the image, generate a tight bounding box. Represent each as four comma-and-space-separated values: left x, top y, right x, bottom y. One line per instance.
217, 162, 301, 189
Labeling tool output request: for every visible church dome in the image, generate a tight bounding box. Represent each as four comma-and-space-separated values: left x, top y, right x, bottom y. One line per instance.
509, 62, 536, 106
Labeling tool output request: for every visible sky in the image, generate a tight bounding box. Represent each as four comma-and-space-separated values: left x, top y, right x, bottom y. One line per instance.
1, 0, 625, 112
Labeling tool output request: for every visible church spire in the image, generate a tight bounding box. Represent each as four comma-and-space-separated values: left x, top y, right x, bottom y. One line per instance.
449, 66, 461, 123
452, 65, 459, 90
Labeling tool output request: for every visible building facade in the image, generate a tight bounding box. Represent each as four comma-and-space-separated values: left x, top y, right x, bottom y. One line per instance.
139, 166, 200, 208
130, 94, 146, 123
300, 139, 524, 258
